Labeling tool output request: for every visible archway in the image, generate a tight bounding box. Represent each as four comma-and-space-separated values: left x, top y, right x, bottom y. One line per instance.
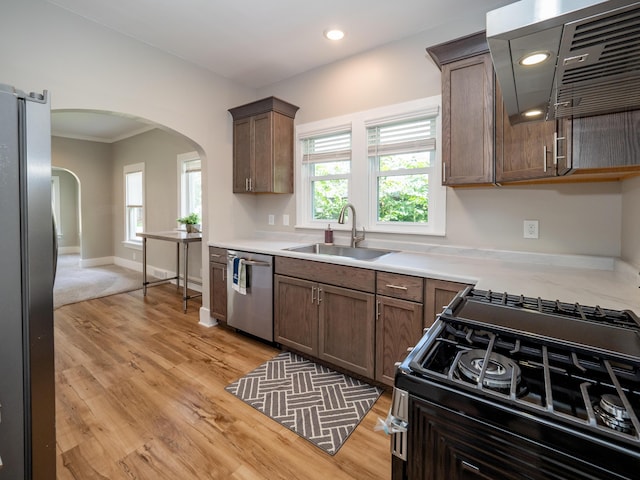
51, 109, 207, 307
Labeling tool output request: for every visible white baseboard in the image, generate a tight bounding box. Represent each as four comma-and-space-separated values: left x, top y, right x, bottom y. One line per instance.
58, 246, 80, 254
113, 256, 202, 292
113, 256, 140, 271
80, 256, 114, 268
199, 307, 217, 327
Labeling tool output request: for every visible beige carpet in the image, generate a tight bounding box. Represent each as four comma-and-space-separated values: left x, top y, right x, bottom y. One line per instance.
54, 254, 145, 309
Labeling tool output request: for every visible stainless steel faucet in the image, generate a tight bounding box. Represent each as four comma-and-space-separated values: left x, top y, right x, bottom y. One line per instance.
337, 203, 365, 247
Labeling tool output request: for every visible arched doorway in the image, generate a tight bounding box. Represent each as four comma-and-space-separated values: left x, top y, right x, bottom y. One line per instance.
51, 109, 206, 307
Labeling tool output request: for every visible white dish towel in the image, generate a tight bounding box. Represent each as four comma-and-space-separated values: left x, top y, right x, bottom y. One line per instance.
232, 257, 247, 295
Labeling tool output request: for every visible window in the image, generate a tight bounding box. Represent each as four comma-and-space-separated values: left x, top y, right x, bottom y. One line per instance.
302, 131, 351, 222
367, 117, 436, 225
295, 97, 445, 236
178, 152, 202, 222
124, 163, 145, 245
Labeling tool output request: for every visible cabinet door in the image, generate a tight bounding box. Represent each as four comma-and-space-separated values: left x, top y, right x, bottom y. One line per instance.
375, 296, 423, 386
209, 262, 227, 323
233, 117, 252, 192
442, 53, 494, 185
495, 81, 559, 182
424, 279, 468, 329
252, 112, 273, 193
318, 284, 375, 378
274, 275, 318, 355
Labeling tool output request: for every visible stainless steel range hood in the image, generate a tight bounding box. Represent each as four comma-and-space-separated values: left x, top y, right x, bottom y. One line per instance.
487, 0, 640, 124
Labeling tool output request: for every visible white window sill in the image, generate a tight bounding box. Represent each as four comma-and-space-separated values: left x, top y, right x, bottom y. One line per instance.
122, 240, 143, 250
294, 223, 445, 237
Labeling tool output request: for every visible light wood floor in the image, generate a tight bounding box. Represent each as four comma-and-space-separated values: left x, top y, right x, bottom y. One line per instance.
54, 284, 392, 479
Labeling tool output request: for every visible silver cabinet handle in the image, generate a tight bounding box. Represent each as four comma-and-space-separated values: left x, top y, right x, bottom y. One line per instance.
376, 300, 381, 320
554, 132, 566, 166
385, 284, 408, 291
317, 287, 322, 304
311, 286, 316, 304
249, 178, 253, 191
543, 145, 548, 172
442, 162, 446, 183
210, 253, 221, 258
222, 267, 225, 281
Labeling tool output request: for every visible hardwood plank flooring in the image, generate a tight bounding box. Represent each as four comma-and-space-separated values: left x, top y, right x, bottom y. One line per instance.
55, 284, 392, 479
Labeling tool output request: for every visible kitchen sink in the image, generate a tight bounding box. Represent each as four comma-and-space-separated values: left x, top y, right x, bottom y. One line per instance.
285, 243, 396, 261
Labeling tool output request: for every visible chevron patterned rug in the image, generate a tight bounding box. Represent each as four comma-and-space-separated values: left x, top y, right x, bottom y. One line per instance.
225, 351, 383, 455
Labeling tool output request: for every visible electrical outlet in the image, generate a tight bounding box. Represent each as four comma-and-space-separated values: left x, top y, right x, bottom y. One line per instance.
523, 220, 539, 239
268, 214, 275, 225
282, 214, 290, 226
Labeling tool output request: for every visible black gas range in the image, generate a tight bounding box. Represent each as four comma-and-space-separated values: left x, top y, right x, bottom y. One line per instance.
391, 287, 640, 480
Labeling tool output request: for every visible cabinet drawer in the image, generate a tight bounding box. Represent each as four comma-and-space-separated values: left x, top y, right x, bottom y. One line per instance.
376, 272, 424, 302
209, 246, 227, 264
275, 256, 375, 293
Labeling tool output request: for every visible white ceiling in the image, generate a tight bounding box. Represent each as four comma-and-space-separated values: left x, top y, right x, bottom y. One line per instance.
47, 0, 516, 141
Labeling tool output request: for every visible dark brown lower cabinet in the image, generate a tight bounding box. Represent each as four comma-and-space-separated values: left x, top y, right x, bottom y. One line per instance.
375, 296, 423, 386
424, 279, 468, 329
209, 247, 228, 324
275, 275, 375, 377
318, 285, 375, 378
274, 275, 318, 356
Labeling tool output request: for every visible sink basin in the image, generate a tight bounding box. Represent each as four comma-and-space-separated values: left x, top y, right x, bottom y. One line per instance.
285, 243, 396, 261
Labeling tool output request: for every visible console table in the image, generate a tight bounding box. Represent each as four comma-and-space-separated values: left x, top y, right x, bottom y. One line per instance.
137, 231, 202, 312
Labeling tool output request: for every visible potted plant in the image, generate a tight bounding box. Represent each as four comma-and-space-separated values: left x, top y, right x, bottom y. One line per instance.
177, 213, 200, 233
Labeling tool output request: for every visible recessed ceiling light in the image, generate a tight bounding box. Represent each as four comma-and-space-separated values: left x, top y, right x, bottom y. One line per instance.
324, 29, 345, 41
524, 109, 544, 117
519, 52, 551, 66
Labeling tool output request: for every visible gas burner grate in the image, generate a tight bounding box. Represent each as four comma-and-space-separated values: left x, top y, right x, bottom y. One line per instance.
412, 319, 640, 446
467, 289, 640, 330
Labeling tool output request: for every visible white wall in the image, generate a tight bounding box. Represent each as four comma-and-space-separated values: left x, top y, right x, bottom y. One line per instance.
53, 168, 80, 248
51, 137, 114, 259
111, 129, 202, 279
256, 16, 628, 258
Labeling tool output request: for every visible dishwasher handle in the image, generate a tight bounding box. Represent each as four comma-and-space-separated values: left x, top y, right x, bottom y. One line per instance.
227, 254, 271, 267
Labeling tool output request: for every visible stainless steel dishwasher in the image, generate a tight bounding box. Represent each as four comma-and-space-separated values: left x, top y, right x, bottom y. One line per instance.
226, 250, 274, 341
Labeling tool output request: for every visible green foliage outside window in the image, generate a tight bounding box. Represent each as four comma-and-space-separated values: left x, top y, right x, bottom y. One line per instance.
378, 174, 428, 222
313, 179, 348, 220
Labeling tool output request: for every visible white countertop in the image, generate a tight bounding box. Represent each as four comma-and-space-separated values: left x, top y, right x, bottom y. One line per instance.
209, 237, 640, 313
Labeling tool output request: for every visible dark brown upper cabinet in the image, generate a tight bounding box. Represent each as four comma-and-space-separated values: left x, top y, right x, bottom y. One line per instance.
228, 97, 299, 194
429, 33, 495, 186
495, 81, 572, 183
428, 32, 640, 186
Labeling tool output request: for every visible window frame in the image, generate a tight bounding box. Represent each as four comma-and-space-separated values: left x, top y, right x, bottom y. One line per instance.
301, 129, 352, 225
177, 151, 202, 225
123, 162, 145, 248
295, 96, 445, 236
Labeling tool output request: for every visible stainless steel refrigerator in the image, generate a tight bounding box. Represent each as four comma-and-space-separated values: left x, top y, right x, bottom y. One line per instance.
0, 83, 56, 479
